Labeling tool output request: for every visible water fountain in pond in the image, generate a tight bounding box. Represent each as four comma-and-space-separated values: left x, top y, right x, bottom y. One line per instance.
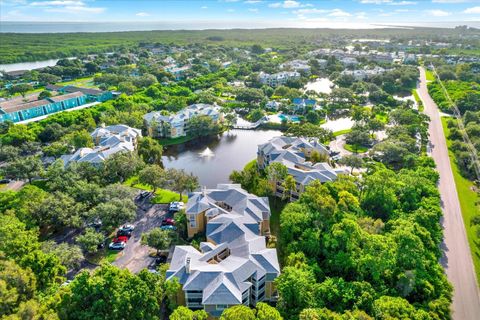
199, 147, 214, 157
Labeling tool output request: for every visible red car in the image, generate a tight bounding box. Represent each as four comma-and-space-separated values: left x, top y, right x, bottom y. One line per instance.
113, 236, 129, 243
162, 218, 175, 226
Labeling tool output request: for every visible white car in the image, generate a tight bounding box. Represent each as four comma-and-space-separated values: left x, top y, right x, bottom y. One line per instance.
169, 201, 185, 212
109, 241, 126, 250
119, 224, 135, 232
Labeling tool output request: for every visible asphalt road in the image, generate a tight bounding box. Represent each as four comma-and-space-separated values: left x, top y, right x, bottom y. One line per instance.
417, 67, 480, 320
113, 200, 169, 274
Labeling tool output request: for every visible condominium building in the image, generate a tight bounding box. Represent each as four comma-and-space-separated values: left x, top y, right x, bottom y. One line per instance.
167, 184, 280, 317
143, 104, 222, 138
258, 71, 300, 87
258, 136, 344, 200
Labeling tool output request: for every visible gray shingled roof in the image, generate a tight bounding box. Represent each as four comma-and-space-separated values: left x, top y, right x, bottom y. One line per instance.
167, 184, 279, 308
259, 136, 340, 186
61, 124, 141, 166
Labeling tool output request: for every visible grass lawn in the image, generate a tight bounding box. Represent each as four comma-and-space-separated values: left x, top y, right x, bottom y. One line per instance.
412, 89, 424, 112
375, 112, 389, 124
441, 116, 480, 285
158, 135, 195, 146
344, 144, 368, 153
56, 76, 97, 88
333, 129, 352, 137
268, 196, 287, 264
151, 190, 188, 204
425, 69, 435, 82
124, 176, 188, 203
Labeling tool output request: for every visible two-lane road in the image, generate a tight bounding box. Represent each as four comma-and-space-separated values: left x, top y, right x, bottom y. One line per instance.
417, 67, 480, 320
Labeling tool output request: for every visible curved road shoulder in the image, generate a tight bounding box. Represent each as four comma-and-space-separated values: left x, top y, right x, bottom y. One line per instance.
417, 67, 480, 320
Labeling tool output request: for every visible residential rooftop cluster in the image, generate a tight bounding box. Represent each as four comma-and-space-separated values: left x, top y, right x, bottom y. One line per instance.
61, 124, 142, 165
167, 184, 279, 317
258, 136, 345, 200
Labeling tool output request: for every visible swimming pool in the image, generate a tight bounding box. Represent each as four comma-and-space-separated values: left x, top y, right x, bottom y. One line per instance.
278, 114, 301, 122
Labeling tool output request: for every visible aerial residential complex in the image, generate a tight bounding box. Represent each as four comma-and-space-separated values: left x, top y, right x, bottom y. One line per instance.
0, 85, 113, 123
167, 184, 280, 317
46, 85, 113, 102
258, 71, 300, 87
143, 103, 222, 138
258, 136, 344, 200
0, 91, 87, 123
279, 60, 311, 73
61, 124, 142, 165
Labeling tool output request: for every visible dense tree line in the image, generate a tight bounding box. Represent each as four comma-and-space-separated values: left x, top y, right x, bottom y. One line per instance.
275, 163, 451, 319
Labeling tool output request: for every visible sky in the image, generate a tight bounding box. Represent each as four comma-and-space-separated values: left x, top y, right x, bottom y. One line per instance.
1, 0, 479, 28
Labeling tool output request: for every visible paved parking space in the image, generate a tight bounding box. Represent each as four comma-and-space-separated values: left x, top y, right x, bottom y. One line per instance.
113, 198, 169, 274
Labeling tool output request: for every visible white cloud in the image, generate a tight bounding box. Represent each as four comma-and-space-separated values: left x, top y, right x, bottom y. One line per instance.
388, 1, 417, 5
269, 1, 301, 8
29, 0, 104, 14
30, 0, 84, 6
45, 6, 104, 13
201, 6, 208, 9
293, 8, 328, 14
135, 12, 149, 17
244, 0, 262, 3
355, 11, 368, 19
329, 9, 351, 17
249, 8, 259, 13
360, 0, 392, 3
227, 8, 235, 12
360, 0, 417, 4
464, 6, 480, 14
432, 0, 469, 3
426, 9, 451, 16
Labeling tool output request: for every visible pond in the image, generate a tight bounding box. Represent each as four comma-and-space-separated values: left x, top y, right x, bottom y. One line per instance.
304, 78, 334, 94
162, 129, 282, 188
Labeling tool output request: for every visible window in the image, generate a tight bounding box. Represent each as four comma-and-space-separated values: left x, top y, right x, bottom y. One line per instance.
216, 305, 228, 310
188, 214, 196, 228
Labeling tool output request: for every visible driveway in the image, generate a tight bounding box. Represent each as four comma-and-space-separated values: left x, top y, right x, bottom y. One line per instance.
113, 198, 169, 274
1, 180, 25, 191
329, 134, 352, 156
418, 66, 480, 320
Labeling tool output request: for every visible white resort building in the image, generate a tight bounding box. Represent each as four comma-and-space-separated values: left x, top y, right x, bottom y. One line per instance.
143, 104, 222, 138
258, 71, 300, 87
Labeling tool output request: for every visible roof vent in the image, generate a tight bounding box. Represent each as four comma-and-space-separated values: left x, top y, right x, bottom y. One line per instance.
186, 257, 191, 274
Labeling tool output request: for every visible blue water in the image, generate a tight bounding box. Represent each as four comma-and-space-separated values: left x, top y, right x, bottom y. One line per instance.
278, 114, 300, 123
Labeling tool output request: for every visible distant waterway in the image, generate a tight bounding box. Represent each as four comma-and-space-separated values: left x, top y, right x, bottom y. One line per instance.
162, 129, 282, 188
0, 59, 61, 72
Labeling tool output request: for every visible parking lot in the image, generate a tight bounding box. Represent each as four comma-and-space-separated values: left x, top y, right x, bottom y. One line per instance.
112, 196, 170, 273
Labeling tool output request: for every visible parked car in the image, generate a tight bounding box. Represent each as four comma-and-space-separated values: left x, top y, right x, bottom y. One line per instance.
137, 191, 151, 199
113, 235, 129, 243
160, 225, 177, 231
117, 229, 132, 237
119, 224, 135, 232
0, 178, 11, 184
156, 255, 167, 264
109, 241, 126, 250
161, 218, 175, 226
169, 201, 185, 212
